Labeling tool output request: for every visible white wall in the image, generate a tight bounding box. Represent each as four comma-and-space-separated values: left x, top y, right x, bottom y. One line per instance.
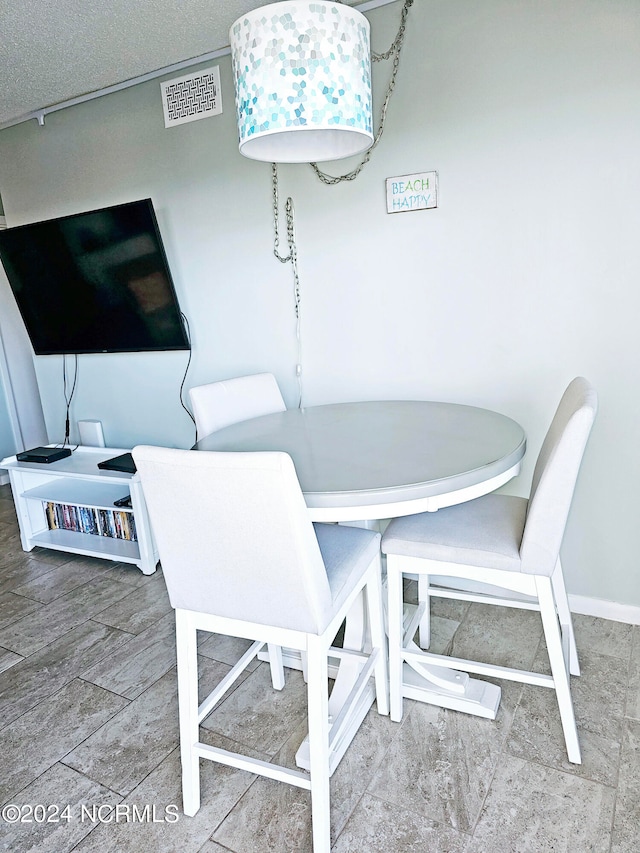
0, 376, 14, 473
0, 225, 48, 471
0, 0, 638, 608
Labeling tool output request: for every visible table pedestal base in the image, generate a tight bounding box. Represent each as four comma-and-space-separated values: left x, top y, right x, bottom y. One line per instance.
261, 590, 381, 776
295, 668, 500, 774
402, 662, 501, 718
263, 654, 499, 779
295, 677, 375, 774
398, 601, 502, 719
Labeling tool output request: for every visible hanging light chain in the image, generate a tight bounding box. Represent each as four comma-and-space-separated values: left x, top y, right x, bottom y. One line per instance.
272, 163, 303, 406
310, 0, 413, 186
371, 0, 413, 62
285, 197, 301, 322
272, 162, 292, 263
272, 164, 300, 320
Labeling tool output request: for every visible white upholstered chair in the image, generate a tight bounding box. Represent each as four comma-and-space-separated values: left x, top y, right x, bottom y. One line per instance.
132, 445, 389, 852
381, 377, 597, 764
189, 372, 286, 440
189, 372, 287, 685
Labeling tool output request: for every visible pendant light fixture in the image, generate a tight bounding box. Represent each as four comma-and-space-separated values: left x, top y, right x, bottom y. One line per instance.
229, 1, 373, 163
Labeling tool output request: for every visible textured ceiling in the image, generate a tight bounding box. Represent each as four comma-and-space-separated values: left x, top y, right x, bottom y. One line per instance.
0, 0, 364, 129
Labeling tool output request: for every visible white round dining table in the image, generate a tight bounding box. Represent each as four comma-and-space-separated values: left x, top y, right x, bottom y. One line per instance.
194, 399, 526, 765
195, 400, 526, 523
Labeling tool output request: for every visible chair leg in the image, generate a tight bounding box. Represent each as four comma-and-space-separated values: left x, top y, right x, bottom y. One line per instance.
267, 643, 285, 690
306, 634, 331, 853
536, 576, 581, 764
386, 555, 405, 722
551, 558, 581, 676
366, 567, 390, 716
417, 573, 431, 648
175, 610, 202, 814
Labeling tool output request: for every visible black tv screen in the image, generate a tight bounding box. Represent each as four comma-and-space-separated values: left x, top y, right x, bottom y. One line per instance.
0, 198, 190, 355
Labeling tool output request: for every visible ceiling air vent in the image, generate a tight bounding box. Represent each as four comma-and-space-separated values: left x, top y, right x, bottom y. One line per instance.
161, 66, 222, 128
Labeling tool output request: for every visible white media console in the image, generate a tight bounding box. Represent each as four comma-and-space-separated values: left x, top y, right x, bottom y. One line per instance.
1, 445, 158, 575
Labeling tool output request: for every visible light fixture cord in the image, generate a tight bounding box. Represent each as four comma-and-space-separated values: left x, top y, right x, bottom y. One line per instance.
62, 353, 79, 449
272, 163, 303, 408
310, 0, 414, 185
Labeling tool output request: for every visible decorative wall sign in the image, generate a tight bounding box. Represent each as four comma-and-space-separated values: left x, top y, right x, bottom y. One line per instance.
386, 171, 438, 214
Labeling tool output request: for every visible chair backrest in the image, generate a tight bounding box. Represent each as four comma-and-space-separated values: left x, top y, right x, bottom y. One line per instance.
189, 373, 286, 439
132, 445, 333, 633
520, 377, 598, 576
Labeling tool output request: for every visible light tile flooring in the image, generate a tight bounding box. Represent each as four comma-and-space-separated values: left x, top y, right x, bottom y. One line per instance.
0, 482, 639, 852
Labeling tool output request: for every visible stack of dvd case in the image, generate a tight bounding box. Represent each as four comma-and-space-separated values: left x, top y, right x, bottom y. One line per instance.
45, 502, 138, 542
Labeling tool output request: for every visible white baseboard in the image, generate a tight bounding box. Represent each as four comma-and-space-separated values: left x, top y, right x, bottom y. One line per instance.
0, 471, 9, 486
427, 576, 640, 626
569, 594, 640, 626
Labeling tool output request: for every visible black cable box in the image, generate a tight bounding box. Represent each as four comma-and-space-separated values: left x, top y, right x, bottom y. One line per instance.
97, 452, 137, 474
17, 446, 73, 464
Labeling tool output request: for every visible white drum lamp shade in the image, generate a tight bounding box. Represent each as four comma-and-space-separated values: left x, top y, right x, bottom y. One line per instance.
229, 1, 373, 163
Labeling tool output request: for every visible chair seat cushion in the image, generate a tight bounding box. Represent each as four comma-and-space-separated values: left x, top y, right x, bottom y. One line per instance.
381, 493, 528, 573
314, 524, 381, 618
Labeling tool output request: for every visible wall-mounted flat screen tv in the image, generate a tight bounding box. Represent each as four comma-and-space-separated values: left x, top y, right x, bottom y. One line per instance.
0, 198, 190, 355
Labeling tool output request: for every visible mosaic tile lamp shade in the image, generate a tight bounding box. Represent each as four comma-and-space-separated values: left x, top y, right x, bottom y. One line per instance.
229, 1, 373, 163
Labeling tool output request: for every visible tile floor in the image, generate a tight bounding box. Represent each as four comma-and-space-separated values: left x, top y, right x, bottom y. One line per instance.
0, 482, 638, 852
